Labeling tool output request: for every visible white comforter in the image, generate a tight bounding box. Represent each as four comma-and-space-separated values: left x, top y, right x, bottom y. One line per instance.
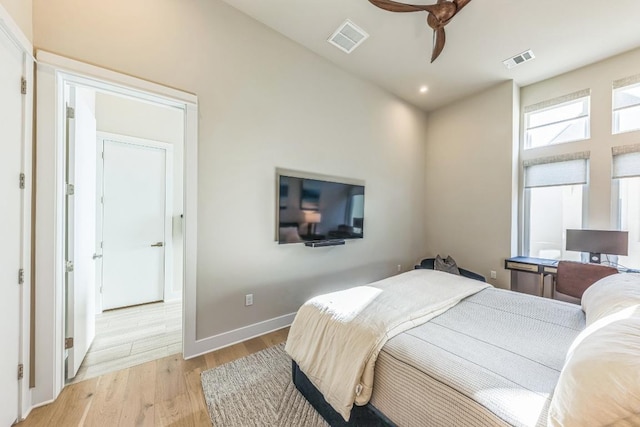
285, 269, 491, 421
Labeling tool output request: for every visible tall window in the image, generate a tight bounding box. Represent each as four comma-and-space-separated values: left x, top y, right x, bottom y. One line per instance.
613, 75, 640, 135
524, 89, 591, 149
523, 154, 589, 260
612, 145, 640, 268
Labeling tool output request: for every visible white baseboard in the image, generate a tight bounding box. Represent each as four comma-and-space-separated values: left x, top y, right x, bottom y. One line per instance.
185, 312, 296, 359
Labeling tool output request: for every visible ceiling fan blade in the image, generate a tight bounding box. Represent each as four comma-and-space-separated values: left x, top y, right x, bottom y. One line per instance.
453, 0, 472, 11
431, 27, 446, 63
368, 0, 441, 14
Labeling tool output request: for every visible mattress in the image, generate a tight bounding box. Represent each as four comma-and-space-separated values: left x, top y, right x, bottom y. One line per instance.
369, 288, 585, 427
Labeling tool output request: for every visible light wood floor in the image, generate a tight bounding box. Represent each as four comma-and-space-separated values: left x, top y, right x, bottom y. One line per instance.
18, 327, 289, 427
71, 300, 182, 383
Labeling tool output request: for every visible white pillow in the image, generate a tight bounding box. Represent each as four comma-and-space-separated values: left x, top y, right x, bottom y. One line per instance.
548, 305, 640, 427
581, 273, 640, 326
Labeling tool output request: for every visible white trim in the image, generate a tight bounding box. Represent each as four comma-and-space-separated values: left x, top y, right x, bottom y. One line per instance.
34, 52, 198, 407
36, 51, 196, 105
186, 313, 296, 359
182, 103, 198, 359
96, 132, 177, 306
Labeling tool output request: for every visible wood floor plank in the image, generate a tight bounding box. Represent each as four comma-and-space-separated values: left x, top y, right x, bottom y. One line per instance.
154, 353, 190, 425
242, 336, 268, 355
17, 328, 289, 427
117, 359, 157, 427
18, 376, 99, 426
203, 342, 249, 369
261, 327, 289, 347
184, 366, 211, 426
83, 368, 130, 426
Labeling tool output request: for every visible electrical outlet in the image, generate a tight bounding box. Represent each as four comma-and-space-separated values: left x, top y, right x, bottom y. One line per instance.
490, 270, 497, 279
397, 264, 402, 272
245, 294, 253, 306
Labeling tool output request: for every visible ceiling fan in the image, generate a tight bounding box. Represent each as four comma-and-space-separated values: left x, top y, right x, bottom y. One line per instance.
368, 0, 473, 63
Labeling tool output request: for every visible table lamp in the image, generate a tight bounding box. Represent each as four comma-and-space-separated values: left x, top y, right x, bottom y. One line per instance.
303, 211, 322, 235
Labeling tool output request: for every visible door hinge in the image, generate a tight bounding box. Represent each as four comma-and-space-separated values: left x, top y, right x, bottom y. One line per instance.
66, 183, 75, 195
18, 269, 24, 285
66, 106, 75, 119
18, 364, 24, 380
21, 77, 27, 95
19, 173, 25, 189
65, 337, 74, 349
65, 260, 74, 273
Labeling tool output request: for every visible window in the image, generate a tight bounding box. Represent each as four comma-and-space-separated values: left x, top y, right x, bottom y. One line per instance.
612, 145, 640, 268
524, 90, 590, 149
523, 154, 589, 260
613, 76, 640, 135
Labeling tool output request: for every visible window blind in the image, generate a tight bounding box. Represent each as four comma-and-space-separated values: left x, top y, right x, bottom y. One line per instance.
612, 144, 640, 179
524, 152, 590, 188
524, 89, 591, 114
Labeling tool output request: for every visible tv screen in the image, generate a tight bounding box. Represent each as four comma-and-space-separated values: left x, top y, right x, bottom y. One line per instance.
277, 172, 364, 245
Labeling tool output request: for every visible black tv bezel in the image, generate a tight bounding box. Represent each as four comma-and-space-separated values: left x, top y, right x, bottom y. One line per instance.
275, 168, 365, 245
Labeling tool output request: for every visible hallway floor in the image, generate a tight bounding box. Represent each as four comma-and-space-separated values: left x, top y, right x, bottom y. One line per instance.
69, 299, 182, 384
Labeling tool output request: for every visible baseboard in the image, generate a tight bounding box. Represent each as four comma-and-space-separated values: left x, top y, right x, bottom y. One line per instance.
185, 312, 296, 359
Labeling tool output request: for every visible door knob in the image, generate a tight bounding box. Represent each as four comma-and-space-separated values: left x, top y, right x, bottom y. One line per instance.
92, 254, 103, 259
151, 242, 164, 247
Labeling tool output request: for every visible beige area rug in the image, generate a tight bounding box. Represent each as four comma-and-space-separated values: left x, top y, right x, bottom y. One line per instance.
201, 343, 329, 427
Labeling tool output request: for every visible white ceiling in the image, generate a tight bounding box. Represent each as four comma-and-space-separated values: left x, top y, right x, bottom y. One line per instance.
221, 0, 640, 112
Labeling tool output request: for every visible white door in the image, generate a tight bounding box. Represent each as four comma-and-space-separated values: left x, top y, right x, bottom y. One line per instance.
0, 27, 24, 426
102, 140, 167, 310
65, 87, 98, 379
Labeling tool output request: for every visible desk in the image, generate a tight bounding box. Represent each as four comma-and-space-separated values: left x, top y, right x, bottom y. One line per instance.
504, 256, 558, 297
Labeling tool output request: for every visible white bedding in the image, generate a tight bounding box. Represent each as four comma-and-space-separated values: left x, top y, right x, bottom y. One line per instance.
284, 269, 490, 421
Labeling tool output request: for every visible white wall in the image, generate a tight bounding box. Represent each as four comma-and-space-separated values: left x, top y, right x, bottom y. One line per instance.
95, 93, 184, 298
34, 0, 429, 340
423, 81, 519, 288
520, 47, 640, 232
0, 0, 31, 41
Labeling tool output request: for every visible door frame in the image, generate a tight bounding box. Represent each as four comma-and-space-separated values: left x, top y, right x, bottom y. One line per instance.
0, 3, 34, 421
97, 132, 176, 312
34, 51, 198, 407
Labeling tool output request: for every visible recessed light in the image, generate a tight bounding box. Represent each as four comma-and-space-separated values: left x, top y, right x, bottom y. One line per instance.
419, 86, 428, 94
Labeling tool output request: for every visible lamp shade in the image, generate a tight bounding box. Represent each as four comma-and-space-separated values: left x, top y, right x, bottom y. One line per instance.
303, 211, 322, 224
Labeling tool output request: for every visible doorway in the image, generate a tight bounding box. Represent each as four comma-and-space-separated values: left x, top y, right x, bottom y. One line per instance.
35, 52, 198, 404
63, 86, 185, 383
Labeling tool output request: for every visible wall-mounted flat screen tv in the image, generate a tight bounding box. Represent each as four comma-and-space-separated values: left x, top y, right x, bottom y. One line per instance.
276, 169, 365, 245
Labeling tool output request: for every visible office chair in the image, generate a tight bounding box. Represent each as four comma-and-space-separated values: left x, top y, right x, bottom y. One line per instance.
554, 261, 617, 300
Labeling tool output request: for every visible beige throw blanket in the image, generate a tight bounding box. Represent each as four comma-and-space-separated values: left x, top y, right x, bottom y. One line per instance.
285, 269, 491, 421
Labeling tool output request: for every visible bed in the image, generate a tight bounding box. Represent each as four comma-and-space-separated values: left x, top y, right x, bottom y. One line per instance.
286, 269, 640, 427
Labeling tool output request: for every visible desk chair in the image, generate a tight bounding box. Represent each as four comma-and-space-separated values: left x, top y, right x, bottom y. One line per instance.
554, 261, 617, 300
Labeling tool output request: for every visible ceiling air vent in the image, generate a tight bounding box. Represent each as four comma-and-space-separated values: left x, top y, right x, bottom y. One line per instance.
503, 49, 535, 69
328, 19, 369, 54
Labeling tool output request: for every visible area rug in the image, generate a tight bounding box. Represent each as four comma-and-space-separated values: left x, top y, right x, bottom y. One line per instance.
201, 343, 329, 426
